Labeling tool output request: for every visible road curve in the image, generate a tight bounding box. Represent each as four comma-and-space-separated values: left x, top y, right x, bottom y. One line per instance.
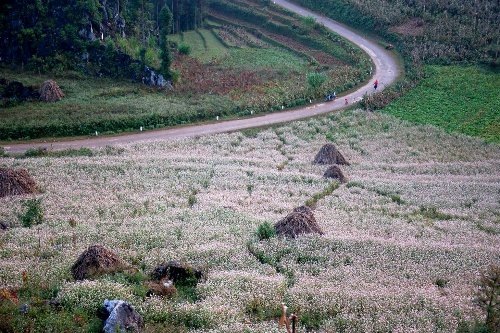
3, 0, 400, 154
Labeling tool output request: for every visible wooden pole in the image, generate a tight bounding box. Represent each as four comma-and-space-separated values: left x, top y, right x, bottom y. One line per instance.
291, 314, 297, 333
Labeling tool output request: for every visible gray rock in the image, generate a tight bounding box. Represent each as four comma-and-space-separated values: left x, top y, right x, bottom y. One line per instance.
142, 66, 172, 89
78, 25, 96, 41
103, 300, 143, 333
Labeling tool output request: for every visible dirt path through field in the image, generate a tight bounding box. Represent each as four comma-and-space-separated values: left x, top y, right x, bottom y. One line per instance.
3, 0, 400, 154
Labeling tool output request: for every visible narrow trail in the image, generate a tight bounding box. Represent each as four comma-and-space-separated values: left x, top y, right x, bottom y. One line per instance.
3, 0, 400, 154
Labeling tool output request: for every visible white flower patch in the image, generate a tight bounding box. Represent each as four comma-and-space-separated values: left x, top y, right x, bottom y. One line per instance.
57, 280, 137, 312
0, 109, 498, 331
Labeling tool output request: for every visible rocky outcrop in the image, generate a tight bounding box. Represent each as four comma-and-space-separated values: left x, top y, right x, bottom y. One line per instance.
103, 300, 144, 333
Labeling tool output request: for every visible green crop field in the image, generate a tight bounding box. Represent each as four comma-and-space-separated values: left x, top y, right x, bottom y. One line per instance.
170, 28, 306, 71
169, 29, 229, 64
382, 66, 500, 143
198, 29, 229, 63
223, 47, 306, 72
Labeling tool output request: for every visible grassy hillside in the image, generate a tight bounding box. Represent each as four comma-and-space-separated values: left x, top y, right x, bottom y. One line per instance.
0, 71, 236, 140
382, 66, 500, 143
1, 110, 499, 331
0, 0, 371, 141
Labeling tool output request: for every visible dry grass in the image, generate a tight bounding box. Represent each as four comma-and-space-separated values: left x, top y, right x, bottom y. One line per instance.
0, 168, 38, 197
39, 80, 64, 102
275, 206, 324, 238
71, 245, 128, 280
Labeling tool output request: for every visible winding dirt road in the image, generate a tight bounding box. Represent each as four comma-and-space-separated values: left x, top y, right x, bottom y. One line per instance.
3, 0, 400, 154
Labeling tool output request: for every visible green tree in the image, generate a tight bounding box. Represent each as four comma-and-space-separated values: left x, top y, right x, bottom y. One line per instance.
159, 4, 173, 77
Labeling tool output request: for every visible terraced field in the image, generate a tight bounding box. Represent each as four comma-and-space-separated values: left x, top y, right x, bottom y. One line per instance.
169, 29, 229, 63
1, 110, 498, 332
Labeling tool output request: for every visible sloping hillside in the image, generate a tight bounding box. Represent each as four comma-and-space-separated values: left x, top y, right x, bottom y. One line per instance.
0, 110, 498, 332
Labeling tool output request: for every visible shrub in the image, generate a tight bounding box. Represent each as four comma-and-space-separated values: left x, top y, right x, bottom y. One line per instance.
55, 147, 94, 157
178, 43, 191, 55
22, 147, 94, 158
307, 72, 326, 91
302, 16, 316, 27
0, 147, 5, 157
390, 194, 404, 205
188, 190, 198, 207
24, 147, 49, 158
417, 206, 454, 220
305, 181, 339, 207
170, 69, 181, 84
103, 146, 125, 156
457, 321, 492, 333
435, 278, 449, 288
19, 198, 44, 228
346, 181, 364, 189
256, 222, 276, 240
245, 297, 280, 320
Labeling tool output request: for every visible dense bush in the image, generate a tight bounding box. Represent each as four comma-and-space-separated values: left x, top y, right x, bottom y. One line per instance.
256, 222, 276, 240
475, 264, 500, 332
0, 0, 205, 75
19, 198, 44, 228
0, 102, 239, 140
178, 43, 191, 55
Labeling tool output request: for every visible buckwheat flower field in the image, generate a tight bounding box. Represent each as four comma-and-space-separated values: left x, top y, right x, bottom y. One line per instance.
1, 110, 499, 332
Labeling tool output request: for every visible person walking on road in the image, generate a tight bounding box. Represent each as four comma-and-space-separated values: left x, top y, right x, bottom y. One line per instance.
374, 79, 378, 90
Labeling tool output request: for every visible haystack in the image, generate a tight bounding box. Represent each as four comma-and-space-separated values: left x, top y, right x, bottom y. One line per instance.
0, 168, 38, 198
39, 80, 64, 102
323, 165, 347, 183
313, 143, 349, 165
71, 245, 127, 280
274, 206, 324, 238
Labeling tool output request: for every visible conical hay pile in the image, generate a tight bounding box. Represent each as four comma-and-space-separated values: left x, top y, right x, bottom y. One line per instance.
0, 168, 38, 198
323, 165, 347, 183
274, 206, 324, 238
71, 245, 127, 280
313, 143, 349, 165
39, 80, 64, 102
